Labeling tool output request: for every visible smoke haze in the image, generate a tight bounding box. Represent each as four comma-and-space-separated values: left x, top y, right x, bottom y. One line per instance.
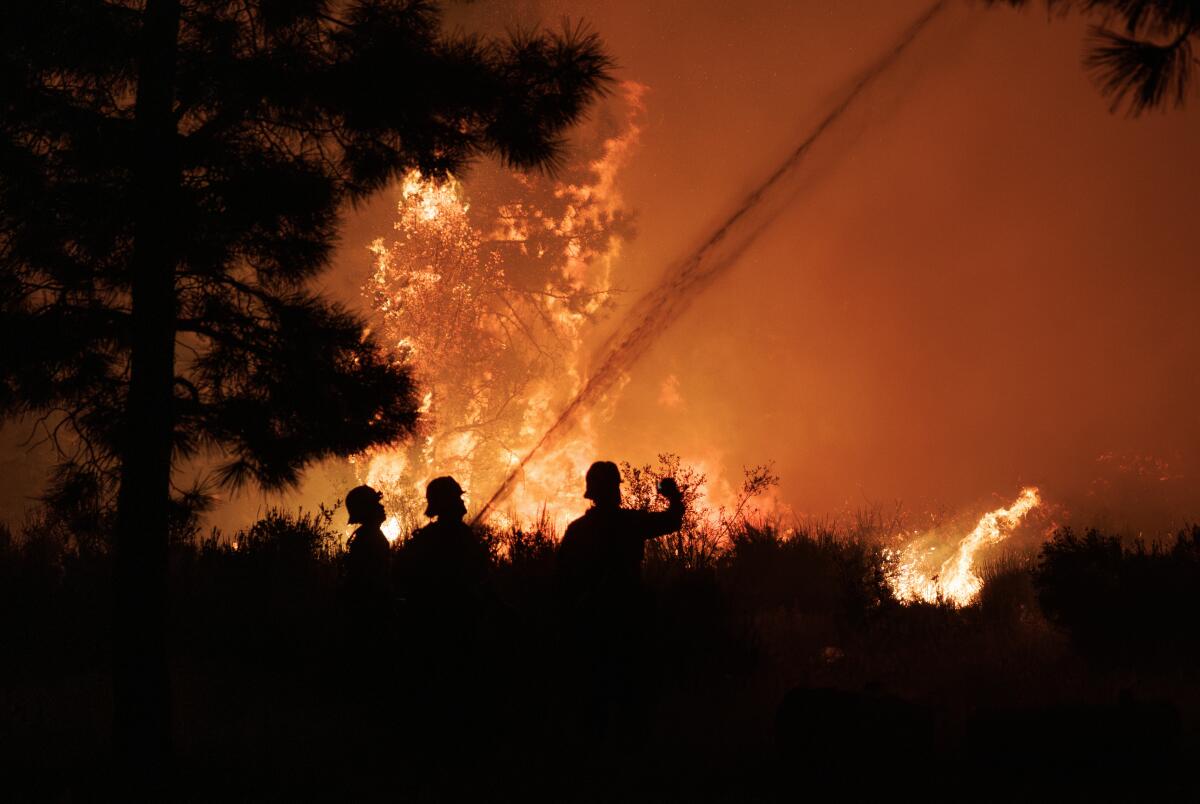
3, 0, 1197, 537
554, 0, 1200, 535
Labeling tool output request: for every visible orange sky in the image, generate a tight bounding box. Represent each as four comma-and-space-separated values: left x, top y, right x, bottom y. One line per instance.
3, 1, 1196, 536
474, 0, 1200, 533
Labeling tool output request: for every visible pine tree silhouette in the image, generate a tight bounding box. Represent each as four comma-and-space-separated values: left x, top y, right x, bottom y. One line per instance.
0, 0, 611, 793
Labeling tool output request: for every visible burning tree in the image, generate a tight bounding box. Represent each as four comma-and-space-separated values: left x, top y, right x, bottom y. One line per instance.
364, 84, 645, 530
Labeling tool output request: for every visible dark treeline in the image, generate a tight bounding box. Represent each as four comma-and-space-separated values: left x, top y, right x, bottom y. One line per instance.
3, 491, 1198, 801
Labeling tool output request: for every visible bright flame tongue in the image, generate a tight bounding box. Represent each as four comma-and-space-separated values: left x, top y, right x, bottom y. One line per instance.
890, 487, 1040, 607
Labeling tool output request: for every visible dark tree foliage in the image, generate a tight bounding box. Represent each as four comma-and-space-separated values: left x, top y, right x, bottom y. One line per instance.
0, 0, 610, 790
985, 0, 1200, 113
0, 0, 611, 492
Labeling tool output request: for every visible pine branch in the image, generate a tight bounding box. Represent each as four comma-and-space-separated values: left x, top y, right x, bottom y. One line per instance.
1085, 24, 1195, 113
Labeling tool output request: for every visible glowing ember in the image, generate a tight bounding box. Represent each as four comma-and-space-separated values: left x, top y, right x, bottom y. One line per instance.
889, 487, 1040, 606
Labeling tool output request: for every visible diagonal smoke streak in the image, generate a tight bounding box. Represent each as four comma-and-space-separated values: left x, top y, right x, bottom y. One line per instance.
474, 1, 948, 523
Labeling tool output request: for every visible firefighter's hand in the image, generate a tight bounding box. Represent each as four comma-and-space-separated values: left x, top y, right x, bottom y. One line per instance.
657, 477, 682, 502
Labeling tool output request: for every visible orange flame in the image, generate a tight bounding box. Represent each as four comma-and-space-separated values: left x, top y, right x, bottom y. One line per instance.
889, 487, 1040, 606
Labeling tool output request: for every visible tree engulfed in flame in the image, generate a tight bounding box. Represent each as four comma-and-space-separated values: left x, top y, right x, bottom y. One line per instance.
357, 84, 647, 539
889, 487, 1041, 606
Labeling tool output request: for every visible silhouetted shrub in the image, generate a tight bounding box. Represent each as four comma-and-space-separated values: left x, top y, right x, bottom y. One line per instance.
485, 518, 557, 622
977, 554, 1040, 632
170, 508, 344, 668
1035, 526, 1200, 665
6, 505, 1200, 798
722, 524, 893, 626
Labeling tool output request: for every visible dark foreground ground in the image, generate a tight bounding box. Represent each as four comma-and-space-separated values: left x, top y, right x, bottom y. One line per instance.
3, 511, 1199, 802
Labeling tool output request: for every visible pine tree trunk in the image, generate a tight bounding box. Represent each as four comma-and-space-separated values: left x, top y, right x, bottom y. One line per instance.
113, 0, 180, 794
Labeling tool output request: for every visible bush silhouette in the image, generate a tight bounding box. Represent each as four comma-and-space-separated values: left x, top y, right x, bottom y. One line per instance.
3, 506, 1200, 798
1035, 525, 1200, 665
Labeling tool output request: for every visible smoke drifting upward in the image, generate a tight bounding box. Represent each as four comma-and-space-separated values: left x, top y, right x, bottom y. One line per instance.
475, 2, 947, 522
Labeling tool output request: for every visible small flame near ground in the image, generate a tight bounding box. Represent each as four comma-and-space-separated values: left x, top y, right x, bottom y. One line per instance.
888, 487, 1041, 607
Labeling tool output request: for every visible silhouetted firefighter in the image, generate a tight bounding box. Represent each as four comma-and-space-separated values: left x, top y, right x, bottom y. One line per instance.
395, 477, 492, 747
398, 476, 490, 619
341, 484, 395, 760
344, 485, 392, 621
556, 460, 684, 744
